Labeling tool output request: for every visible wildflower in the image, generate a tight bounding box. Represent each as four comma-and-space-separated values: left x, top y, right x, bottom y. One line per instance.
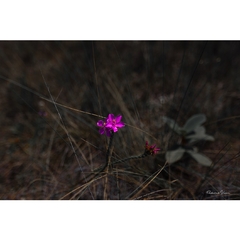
105, 114, 125, 132
97, 119, 112, 137
97, 113, 125, 137
144, 141, 160, 156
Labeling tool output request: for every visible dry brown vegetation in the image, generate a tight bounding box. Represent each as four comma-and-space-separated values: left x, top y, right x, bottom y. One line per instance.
0, 41, 239, 200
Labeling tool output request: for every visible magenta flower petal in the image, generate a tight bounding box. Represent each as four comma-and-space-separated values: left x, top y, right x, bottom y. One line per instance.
105, 113, 125, 132
112, 126, 118, 132
97, 113, 125, 137
107, 114, 115, 122
105, 122, 113, 128
99, 128, 105, 135
97, 120, 105, 127
116, 121, 125, 127
97, 118, 112, 137
115, 115, 122, 123
145, 141, 160, 155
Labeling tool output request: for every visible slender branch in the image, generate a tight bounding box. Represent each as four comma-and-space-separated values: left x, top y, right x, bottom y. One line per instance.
106, 132, 114, 168
84, 132, 114, 183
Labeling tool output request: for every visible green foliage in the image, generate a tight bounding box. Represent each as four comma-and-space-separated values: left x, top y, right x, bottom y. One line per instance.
163, 114, 214, 166
166, 147, 186, 164
186, 149, 212, 167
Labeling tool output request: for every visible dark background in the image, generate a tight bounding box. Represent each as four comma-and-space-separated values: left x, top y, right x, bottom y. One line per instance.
0, 41, 239, 199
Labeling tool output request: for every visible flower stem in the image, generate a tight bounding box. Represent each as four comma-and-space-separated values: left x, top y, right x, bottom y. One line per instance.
106, 132, 114, 168
83, 132, 115, 184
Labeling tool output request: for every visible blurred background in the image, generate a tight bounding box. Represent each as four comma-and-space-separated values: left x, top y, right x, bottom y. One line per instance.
0, 41, 239, 199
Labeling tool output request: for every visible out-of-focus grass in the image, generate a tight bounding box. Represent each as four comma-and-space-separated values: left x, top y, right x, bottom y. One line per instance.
0, 41, 239, 199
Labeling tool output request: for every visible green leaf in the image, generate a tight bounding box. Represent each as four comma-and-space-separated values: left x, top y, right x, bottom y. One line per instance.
187, 150, 212, 166
202, 135, 215, 141
183, 114, 206, 133
166, 147, 186, 164
162, 116, 182, 134
187, 134, 215, 143
186, 126, 214, 143
194, 126, 206, 135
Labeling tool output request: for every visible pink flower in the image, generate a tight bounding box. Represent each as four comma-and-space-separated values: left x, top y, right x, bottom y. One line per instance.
105, 114, 125, 132
97, 119, 112, 137
144, 141, 160, 155
97, 114, 125, 137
